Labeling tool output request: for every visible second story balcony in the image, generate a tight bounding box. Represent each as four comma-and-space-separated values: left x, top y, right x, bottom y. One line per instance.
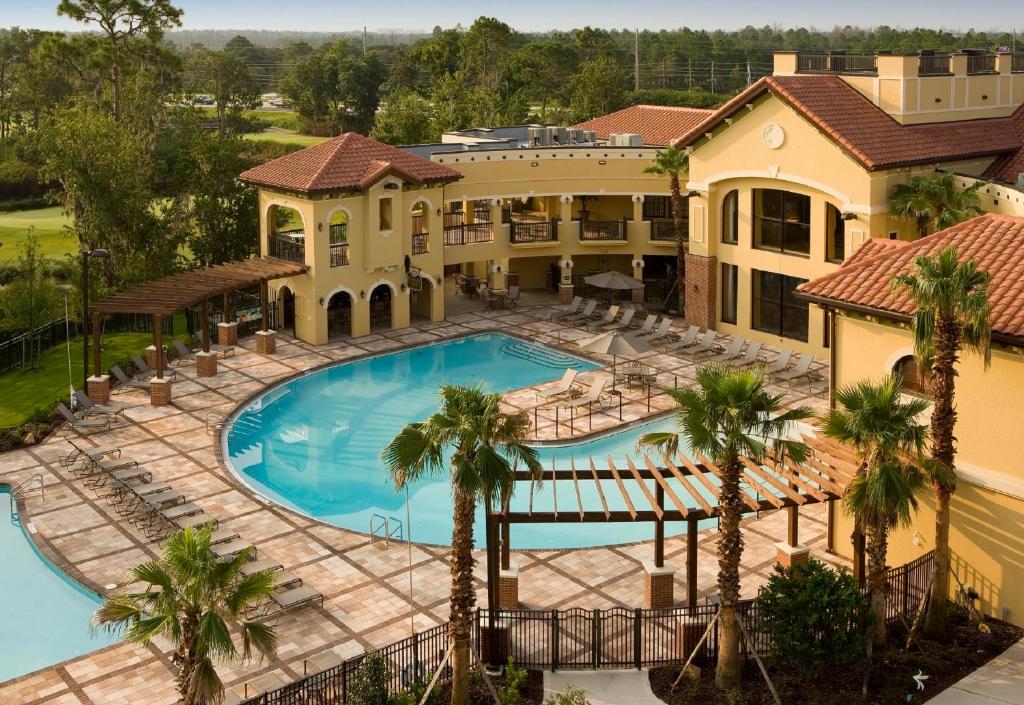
444, 220, 493, 246
412, 232, 429, 255
269, 229, 306, 264
510, 219, 558, 244
796, 52, 877, 76
649, 219, 679, 242
580, 218, 628, 242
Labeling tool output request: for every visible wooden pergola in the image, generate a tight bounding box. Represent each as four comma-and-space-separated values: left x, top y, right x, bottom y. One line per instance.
89, 257, 307, 378
484, 432, 859, 610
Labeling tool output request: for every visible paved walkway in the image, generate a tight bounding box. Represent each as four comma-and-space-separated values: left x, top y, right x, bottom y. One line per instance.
0, 303, 837, 704
544, 670, 660, 705
928, 640, 1024, 704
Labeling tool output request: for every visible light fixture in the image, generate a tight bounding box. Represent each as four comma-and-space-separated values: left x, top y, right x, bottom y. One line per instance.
319, 297, 324, 306
598, 160, 607, 165
318, 222, 323, 231
684, 190, 702, 198
436, 277, 443, 286
400, 283, 407, 292
360, 290, 366, 299
841, 212, 857, 221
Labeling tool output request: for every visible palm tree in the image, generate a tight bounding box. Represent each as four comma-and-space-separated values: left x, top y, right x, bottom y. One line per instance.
821, 375, 930, 646
94, 525, 277, 705
892, 245, 991, 639
889, 170, 983, 237
639, 364, 811, 690
644, 145, 689, 312
382, 384, 542, 705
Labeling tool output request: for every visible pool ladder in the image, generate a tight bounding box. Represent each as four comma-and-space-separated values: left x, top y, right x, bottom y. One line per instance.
9, 474, 44, 515
369, 513, 403, 547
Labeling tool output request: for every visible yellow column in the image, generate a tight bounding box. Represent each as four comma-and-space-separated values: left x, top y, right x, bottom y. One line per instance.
429, 277, 445, 322
351, 294, 371, 338
393, 283, 411, 330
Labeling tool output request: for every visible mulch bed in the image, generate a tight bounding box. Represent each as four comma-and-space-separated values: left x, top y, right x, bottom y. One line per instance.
432, 668, 546, 705
649, 612, 1022, 705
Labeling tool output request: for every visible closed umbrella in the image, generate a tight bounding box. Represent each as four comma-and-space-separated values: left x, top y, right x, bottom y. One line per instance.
583, 270, 644, 290
577, 331, 651, 390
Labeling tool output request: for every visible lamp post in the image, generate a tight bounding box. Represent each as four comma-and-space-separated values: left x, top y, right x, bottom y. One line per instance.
57, 285, 74, 408
81, 248, 109, 391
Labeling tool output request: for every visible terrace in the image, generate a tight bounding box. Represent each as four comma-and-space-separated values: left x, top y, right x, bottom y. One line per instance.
790, 49, 1024, 77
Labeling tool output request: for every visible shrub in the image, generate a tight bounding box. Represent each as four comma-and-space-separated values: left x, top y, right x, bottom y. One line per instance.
756, 558, 869, 673
497, 658, 528, 705
542, 685, 590, 705
348, 652, 391, 705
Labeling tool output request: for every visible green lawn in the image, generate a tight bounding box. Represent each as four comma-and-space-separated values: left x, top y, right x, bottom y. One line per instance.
0, 207, 75, 262
244, 127, 329, 147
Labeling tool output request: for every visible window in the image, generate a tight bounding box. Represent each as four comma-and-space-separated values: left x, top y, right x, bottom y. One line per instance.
378, 198, 393, 231
721, 263, 738, 324
722, 190, 739, 244
753, 189, 810, 255
894, 356, 931, 396
752, 270, 809, 341
329, 210, 347, 245
826, 204, 845, 263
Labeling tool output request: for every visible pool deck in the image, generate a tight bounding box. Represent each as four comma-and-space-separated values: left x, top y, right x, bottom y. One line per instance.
0, 304, 841, 704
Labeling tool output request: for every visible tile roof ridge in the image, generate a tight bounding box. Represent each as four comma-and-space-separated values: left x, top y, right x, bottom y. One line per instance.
305, 132, 357, 191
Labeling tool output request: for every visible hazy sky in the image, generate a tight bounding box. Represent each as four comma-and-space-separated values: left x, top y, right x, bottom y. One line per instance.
2, 0, 1020, 33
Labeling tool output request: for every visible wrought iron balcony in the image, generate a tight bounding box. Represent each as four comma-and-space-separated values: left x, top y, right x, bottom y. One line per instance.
796, 52, 877, 75
510, 220, 558, 243
579, 219, 628, 241
411, 232, 429, 255
649, 219, 678, 242
966, 53, 996, 75
443, 221, 493, 246
918, 54, 951, 75
269, 230, 305, 264
329, 242, 349, 267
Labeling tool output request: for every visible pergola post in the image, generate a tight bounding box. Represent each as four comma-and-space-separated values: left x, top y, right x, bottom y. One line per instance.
256, 279, 276, 355
85, 311, 111, 403
201, 298, 211, 353
196, 297, 218, 378
654, 484, 665, 568
777, 479, 810, 569
686, 517, 698, 606
218, 290, 238, 347
500, 516, 511, 571
150, 313, 172, 406
483, 508, 505, 668
644, 484, 675, 609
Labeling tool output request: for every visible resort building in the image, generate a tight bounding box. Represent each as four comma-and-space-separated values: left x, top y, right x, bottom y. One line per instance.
798, 213, 1024, 626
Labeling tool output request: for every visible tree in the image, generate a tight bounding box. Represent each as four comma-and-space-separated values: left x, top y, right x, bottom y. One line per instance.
889, 171, 984, 237
382, 385, 542, 705
187, 47, 260, 137
821, 375, 930, 646
94, 525, 277, 705
892, 245, 991, 639
0, 229, 62, 367
644, 146, 689, 312
370, 89, 438, 145
569, 56, 629, 122
460, 17, 518, 91
639, 365, 811, 689
429, 72, 473, 135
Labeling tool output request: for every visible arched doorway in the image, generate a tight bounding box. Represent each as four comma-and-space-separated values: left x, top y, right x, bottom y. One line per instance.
278, 286, 296, 336
266, 204, 306, 264
369, 284, 393, 331
327, 290, 353, 340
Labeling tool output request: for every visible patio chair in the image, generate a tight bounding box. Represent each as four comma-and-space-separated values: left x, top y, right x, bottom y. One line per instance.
763, 348, 795, 375
507, 285, 520, 309
773, 354, 824, 389
253, 585, 324, 620
550, 296, 584, 319
211, 539, 253, 560
536, 368, 582, 403
707, 337, 744, 364
562, 300, 598, 326
685, 330, 722, 357
56, 403, 110, 434
601, 308, 635, 331
175, 338, 236, 360
131, 355, 177, 381
564, 376, 610, 411
111, 365, 150, 391
73, 391, 130, 419
729, 341, 767, 368
637, 318, 672, 341
61, 436, 121, 469
82, 458, 144, 488
588, 305, 620, 330
631, 314, 657, 335
664, 325, 699, 352
171, 340, 197, 366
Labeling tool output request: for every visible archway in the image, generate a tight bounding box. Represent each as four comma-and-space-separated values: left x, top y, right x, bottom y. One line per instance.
369, 283, 394, 331
278, 286, 296, 336
326, 290, 353, 340
266, 204, 306, 263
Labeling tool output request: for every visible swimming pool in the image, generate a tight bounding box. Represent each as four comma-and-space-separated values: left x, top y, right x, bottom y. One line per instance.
1, 488, 117, 682
224, 333, 722, 548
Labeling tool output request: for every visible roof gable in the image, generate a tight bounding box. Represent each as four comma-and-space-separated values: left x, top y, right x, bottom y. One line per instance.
573, 104, 715, 146
982, 102, 1024, 184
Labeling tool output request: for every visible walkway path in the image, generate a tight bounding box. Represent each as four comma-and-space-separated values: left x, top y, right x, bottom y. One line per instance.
544, 670, 660, 705
928, 640, 1024, 704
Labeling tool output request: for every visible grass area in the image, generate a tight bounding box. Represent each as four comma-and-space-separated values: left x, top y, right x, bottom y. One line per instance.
244, 128, 329, 147
0, 207, 74, 262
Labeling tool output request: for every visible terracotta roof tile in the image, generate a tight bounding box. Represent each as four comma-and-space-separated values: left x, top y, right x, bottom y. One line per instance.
238, 132, 462, 194
841, 237, 911, 268
573, 105, 715, 146
982, 103, 1024, 184
797, 214, 1024, 341
677, 76, 1021, 171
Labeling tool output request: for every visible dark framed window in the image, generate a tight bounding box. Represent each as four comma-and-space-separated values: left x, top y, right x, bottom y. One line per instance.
721, 263, 738, 324
643, 196, 672, 219
894, 355, 931, 396
722, 190, 739, 244
826, 203, 846, 263
753, 189, 810, 255
752, 270, 809, 342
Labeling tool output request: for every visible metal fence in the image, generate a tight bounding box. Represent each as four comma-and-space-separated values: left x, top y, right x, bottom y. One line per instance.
184, 302, 278, 342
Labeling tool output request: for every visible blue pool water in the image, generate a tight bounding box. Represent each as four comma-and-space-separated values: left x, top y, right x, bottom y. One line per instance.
225, 333, 730, 548
1, 489, 118, 682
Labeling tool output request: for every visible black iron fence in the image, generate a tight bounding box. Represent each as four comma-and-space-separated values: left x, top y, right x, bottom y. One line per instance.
510, 220, 558, 243
918, 54, 951, 75
330, 243, 350, 267
269, 231, 306, 264
797, 52, 877, 75
966, 53, 996, 75
443, 222, 493, 246
579, 219, 628, 241
184, 302, 278, 342
650, 219, 677, 242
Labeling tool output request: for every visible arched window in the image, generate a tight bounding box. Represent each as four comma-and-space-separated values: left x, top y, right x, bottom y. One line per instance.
722, 190, 739, 244
826, 203, 846, 263
894, 355, 931, 396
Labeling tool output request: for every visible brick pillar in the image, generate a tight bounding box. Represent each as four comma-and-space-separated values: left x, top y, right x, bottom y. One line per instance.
196, 351, 218, 378
643, 560, 676, 609
145, 345, 159, 370
683, 253, 717, 329
631, 285, 645, 305
217, 322, 238, 346
256, 330, 276, 355
499, 565, 519, 610
776, 542, 811, 569
150, 377, 173, 406
86, 375, 111, 404
558, 283, 575, 304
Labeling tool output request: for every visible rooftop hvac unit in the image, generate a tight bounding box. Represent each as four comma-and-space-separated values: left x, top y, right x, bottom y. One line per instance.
1017, 172, 1024, 189
609, 132, 643, 147
567, 128, 586, 144
547, 126, 568, 145
583, 130, 597, 143
527, 126, 546, 147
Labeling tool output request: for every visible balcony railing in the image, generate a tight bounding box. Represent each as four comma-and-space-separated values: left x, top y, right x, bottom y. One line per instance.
649, 219, 682, 242
918, 54, 951, 75
269, 230, 305, 264
966, 53, 997, 75
510, 220, 558, 243
796, 52, 877, 75
580, 219, 628, 241
329, 242, 349, 267
443, 221, 493, 246
329, 222, 347, 243
1013, 53, 1024, 73
411, 232, 429, 255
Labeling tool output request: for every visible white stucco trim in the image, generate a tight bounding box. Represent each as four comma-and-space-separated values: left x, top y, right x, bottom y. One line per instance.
884, 347, 918, 375
322, 285, 357, 308
368, 278, 399, 296
686, 171, 859, 212
955, 460, 1024, 502
325, 205, 352, 226
407, 195, 435, 212
265, 200, 307, 231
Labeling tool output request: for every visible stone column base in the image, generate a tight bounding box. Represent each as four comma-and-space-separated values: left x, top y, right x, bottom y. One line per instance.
217, 321, 238, 346
256, 330, 277, 355
776, 542, 811, 569
558, 283, 575, 305
196, 351, 218, 378
150, 377, 173, 406
631, 285, 645, 305
86, 375, 111, 404
643, 560, 676, 609
499, 565, 519, 610
145, 345, 160, 371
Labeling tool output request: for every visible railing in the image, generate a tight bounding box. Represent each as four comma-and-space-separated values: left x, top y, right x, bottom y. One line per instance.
510, 220, 558, 243
966, 53, 997, 75
796, 52, 877, 75
444, 221, 493, 246
412, 232, 429, 255
1013, 53, 1024, 73
918, 54, 951, 75
184, 301, 277, 342
330, 243, 350, 267
649, 219, 678, 242
268, 230, 305, 264
329, 223, 347, 243
579, 219, 628, 241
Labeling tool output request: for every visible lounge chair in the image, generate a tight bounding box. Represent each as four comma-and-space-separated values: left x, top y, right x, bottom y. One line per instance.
631, 314, 657, 335
562, 300, 598, 326
773, 354, 824, 389
729, 341, 767, 368
241, 558, 284, 575
637, 318, 671, 340
563, 376, 610, 411
550, 296, 583, 319
507, 285, 520, 309
171, 340, 196, 366
173, 338, 236, 361
131, 355, 177, 381
763, 349, 795, 375
686, 330, 722, 357
601, 308, 635, 331
255, 585, 324, 619
707, 337, 744, 364
645, 319, 677, 344
664, 325, 699, 352
73, 391, 130, 419
211, 539, 253, 560
57, 404, 110, 434
536, 368, 582, 403
588, 305, 620, 330
111, 365, 150, 391
61, 436, 121, 468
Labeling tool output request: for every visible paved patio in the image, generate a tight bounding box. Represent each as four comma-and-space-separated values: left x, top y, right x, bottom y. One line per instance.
0, 303, 840, 704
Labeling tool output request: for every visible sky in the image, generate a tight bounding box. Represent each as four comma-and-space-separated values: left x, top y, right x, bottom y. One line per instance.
1, 0, 1019, 34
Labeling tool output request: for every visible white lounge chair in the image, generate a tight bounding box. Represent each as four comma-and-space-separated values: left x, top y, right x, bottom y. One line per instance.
564, 376, 610, 411
664, 325, 699, 352
645, 319, 676, 344
589, 305, 620, 330
764, 348, 795, 375
550, 296, 583, 319
601, 308, 635, 331
707, 337, 744, 364
686, 330, 722, 357
563, 300, 598, 326
773, 354, 824, 389
729, 341, 767, 368
632, 314, 657, 336
637, 318, 671, 340
536, 368, 582, 403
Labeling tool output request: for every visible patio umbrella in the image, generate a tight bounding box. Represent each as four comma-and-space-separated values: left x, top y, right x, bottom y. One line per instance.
577, 331, 651, 390
583, 270, 644, 290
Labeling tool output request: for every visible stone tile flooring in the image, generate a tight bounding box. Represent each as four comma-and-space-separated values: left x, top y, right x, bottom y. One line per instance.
0, 303, 842, 704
